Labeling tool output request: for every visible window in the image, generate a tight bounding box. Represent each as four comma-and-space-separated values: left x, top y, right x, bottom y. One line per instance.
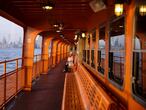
0, 16, 24, 61
132, 8, 146, 104
109, 16, 125, 86
34, 35, 42, 62
98, 26, 105, 74
0, 16, 24, 74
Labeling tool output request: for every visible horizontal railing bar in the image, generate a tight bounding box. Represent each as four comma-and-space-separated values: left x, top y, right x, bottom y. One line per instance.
0, 67, 24, 78
0, 58, 23, 64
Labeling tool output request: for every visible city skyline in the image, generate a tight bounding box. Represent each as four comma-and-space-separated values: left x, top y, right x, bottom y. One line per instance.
0, 16, 23, 48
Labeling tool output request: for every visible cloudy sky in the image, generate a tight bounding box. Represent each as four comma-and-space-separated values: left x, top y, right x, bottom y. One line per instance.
0, 16, 24, 43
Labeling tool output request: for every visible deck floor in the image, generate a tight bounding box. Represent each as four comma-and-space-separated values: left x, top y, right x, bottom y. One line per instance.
10, 61, 66, 110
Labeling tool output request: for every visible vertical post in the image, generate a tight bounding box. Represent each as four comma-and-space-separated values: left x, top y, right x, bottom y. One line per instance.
16, 59, 18, 95
3, 61, 6, 108
36, 55, 37, 78
85, 34, 88, 63
89, 33, 92, 66
95, 29, 99, 70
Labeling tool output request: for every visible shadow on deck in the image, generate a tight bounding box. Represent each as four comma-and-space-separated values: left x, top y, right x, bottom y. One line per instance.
10, 61, 66, 110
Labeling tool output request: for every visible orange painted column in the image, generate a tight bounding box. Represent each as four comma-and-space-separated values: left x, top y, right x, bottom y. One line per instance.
85, 33, 89, 63
41, 37, 52, 73
67, 45, 70, 57
57, 42, 62, 63
23, 27, 41, 91
62, 43, 65, 60
56, 41, 60, 64
52, 40, 59, 67
89, 33, 92, 66
64, 44, 67, 58
95, 28, 99, 70
61, 43, 65, 60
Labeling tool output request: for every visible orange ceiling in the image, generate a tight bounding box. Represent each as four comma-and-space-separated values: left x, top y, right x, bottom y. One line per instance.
0, 0, 111, 43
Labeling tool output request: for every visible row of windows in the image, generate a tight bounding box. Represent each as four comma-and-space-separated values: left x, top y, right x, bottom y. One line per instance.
82, 12, 146, 105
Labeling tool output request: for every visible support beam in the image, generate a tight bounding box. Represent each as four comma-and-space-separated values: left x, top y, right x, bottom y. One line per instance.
41, 37, 52, 73
23, 27, 42, 91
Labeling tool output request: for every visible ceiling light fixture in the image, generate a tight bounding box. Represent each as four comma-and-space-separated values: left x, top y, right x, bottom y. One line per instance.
53, 24, 59, 28
82, 32, 86, 38
56, 30, 61, 33
139, 4, 146, 16
42, 1, 54, 10
114, 0, 124, 16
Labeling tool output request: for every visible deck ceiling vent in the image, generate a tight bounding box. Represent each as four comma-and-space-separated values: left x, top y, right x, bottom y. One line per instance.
89, 0, 106, 13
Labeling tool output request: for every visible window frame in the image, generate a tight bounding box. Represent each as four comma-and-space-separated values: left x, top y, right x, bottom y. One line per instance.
98, 25, 106, 75
108, 15, 126, 90
131, 7, 146, 107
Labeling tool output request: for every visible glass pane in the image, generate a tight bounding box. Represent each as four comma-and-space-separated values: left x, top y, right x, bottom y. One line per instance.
0, 16, 24, 62
98, 26, 105, 74
109, 16, 125, 86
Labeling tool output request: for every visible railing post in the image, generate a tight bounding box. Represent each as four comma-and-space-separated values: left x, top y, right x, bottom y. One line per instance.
16, 59, 18, 96
120, 56, 122, 79
3, 61, 6, 110
36, 55, 37, 78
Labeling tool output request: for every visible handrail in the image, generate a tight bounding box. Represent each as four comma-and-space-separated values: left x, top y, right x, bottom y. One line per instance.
0, 58, 22, 64
0, 54, 42, 109
0, 52, 68, 109
0, 57, 25, 109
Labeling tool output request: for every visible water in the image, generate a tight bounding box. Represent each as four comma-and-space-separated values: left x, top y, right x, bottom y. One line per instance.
0, 48, 41, 75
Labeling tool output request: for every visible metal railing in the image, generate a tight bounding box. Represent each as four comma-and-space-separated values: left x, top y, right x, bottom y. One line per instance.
0, 52, 69, 109
32, 54, 43, 80
0, 58, 25, 108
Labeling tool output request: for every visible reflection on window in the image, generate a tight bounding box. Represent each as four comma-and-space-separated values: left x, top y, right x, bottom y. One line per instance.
48, 40, 52, 58
109, 17, 125, 86
132, 9, 146, 103
34, 35, 42, 62
98, 26, 105, 74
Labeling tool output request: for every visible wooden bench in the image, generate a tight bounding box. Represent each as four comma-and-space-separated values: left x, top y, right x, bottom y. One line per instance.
62, 63, 117, 110
75, 63, 117, 110
62, 73, 84, 110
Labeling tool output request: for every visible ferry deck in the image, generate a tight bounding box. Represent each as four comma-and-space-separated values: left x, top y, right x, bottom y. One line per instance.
0, 0, 146, 110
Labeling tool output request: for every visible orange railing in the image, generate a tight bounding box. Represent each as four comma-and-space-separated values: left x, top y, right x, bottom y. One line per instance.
32, 54, 43, 80
0, 52, 68, 109
0, 58, 25, 109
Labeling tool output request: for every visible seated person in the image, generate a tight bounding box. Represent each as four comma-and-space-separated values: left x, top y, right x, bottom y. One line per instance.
63, 52, 74, 72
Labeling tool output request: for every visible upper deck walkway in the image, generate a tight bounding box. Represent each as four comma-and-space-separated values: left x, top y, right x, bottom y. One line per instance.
10, 61, 66, 110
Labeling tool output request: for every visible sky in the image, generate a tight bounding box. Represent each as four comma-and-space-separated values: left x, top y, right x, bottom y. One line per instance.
0, 16, 24, 43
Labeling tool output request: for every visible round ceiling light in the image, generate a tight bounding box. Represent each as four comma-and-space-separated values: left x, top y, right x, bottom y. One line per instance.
42, 2, 54, 10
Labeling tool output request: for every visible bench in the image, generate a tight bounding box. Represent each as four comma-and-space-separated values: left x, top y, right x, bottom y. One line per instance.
62, 63, 117, 110
75, 63, 117, 110
62, 73, 84, 110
